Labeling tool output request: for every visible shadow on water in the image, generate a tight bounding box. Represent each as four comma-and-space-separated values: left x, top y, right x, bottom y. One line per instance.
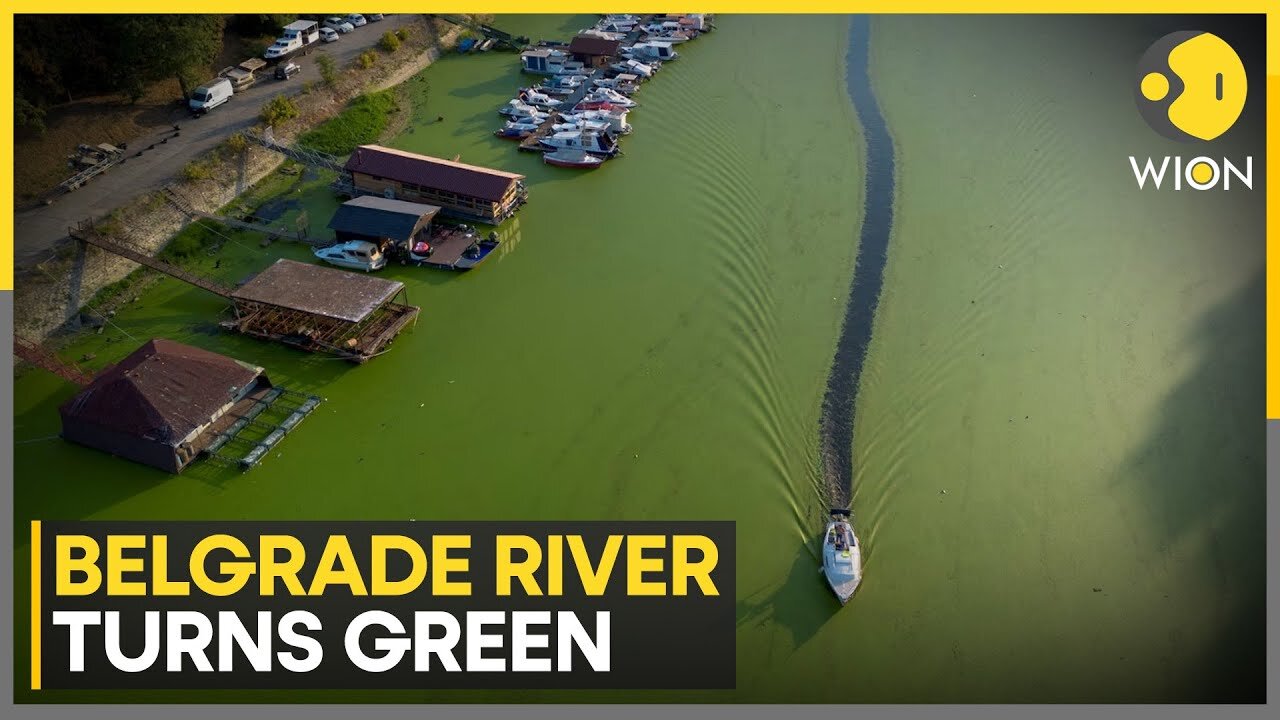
737, 541, 841, 649
1120, 270, 1265, 701
818, 15, 896, 510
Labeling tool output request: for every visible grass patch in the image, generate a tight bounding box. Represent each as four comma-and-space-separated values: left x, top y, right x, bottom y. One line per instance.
297, 90, 398, 156
158, 224, 221, 263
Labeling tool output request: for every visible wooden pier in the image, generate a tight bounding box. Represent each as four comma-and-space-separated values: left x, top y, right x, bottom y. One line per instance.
204, 386, 324, 469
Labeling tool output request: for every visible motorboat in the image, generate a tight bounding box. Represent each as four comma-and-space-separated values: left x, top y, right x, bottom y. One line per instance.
453, 236, 501, 270
642, 31, 693, 44
610, 59, 656, 78
518, 88, 563, 110
559, 108, 632, 134
494, 120, 542, 140
580, 28, 626, 41
498, 99, 551, 121
539, 130, 620, 157
592, 76, 639, 95
552, 120, 609, 133
821, 509, 863, 605
543, 148, 605, 169
313, 240, 386, 272
625, 41, 680, 62
582, 88, 637, 108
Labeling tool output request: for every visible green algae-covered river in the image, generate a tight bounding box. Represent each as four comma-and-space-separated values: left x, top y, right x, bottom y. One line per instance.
12, 15, 1264, 702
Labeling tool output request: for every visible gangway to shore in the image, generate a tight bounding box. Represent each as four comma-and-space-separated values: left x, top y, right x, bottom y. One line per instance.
243, 127, 346, 173
13, 336, 93, 386
69, 220, 232, 298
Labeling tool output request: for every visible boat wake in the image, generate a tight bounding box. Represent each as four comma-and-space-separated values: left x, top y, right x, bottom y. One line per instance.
818, 15, 897, 515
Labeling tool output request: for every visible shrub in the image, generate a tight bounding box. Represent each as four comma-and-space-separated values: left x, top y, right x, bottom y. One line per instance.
356, 50, 377, 69
259, 94, 299, 127
317, 54, 337, 88
225, 132, 248, 154
302, 80, 315, 95
395, 27, 411, 42
181, 159, 214, 182
379, 31, 401, 52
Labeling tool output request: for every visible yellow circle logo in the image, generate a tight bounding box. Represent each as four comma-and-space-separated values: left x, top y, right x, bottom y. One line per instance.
1134, 31, 1247, 142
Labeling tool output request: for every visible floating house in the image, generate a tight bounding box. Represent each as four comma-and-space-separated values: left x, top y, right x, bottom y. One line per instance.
568, 34, 622, 68
519, 47, 584, 76
328, 196, 441, 247
225, 258, 419, 363
58, 339, 320, 473
343, 145, 527, 225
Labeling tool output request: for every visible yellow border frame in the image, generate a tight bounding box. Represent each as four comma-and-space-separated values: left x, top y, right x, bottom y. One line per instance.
0, 5, 1274, 381
3, 1, 1276, 694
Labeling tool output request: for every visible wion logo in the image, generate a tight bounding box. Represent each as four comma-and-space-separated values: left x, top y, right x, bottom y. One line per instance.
1129, 31, 1252, 191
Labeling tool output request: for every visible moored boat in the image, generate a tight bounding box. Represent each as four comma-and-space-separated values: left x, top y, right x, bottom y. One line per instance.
539, 129, 621, 157
543, 148, 605, 169
313, 240, 387, 272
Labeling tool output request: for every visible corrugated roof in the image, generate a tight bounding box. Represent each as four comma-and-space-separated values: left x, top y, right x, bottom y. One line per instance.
327, 196, 440, 241
344, 145, 525, 203
60, 339, 264, 446
569, 34, 622, 56
231, 258, 404, 322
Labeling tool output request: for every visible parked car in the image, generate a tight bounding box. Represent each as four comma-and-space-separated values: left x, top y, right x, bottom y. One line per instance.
324, 17, 355, 33
188, 77, 233, 116
366, 13, 384, 22
320, 27, 340, 43
264, 36, 302, 59
346, 14, 367, 27
274, 61, 301, 80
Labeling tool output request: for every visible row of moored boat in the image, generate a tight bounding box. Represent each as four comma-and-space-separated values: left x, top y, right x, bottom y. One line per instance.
498, 14, 715, 170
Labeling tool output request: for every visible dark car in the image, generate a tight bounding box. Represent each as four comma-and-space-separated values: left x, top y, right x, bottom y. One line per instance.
274, 61, 301, 80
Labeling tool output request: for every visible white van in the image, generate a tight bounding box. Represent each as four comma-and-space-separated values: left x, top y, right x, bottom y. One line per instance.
188, 77, 233, 115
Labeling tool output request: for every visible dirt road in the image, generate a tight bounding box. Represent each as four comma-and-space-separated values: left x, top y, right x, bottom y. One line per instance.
14, 15, 418, 269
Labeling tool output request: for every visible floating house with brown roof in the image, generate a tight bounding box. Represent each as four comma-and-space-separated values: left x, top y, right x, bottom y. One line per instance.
568, 34, 622, 67
58, 339, 321, 472
224, 258, 419, 362
342, 145, 527, 225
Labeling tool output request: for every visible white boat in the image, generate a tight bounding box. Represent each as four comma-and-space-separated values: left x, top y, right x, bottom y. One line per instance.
539, 130, 620, 157
540, 74, 586, 95
498, 99, 551, 121
592, 76, 639, 95
611, 59, 656, 78
313, 240, 386, 272
559, 108, 632, 134
643, 31, 693, 44
582, 88, 637, 108
580, 28, 626, 41
821, 509, 863, 605
552, 120, 609, 133
626, 41, 680, 62
518, 88, 563, 110
543, 148, 605, 169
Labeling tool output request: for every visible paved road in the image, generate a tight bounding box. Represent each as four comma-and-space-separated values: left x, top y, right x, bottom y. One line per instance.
14, 15, 418, 269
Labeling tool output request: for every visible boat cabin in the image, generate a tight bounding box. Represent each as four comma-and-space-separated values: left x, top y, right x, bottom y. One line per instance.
327, 195, 441, 247
343, 144, 527, 225
520, 48, 585, 75
57, 339, 322, 473
568, 34, 622, 68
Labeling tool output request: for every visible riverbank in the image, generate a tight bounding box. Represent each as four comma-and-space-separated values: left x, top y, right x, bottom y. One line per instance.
13, 18, 460, 345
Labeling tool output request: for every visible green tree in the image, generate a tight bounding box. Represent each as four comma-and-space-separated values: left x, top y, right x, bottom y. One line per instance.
115, 15, 226, 101
379, 31, 401, 53
317, 54, 338, 88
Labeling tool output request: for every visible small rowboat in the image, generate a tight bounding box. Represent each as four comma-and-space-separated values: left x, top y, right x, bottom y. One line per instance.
543, 148, 604, 169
